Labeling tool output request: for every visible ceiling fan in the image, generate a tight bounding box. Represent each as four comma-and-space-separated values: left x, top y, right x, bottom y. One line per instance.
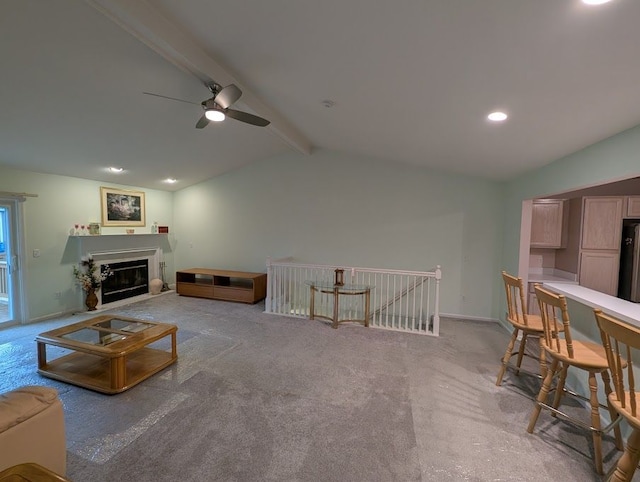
143, 82, 270, 128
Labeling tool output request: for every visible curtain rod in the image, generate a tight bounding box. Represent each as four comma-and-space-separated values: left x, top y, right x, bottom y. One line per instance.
0, 191, 38, 198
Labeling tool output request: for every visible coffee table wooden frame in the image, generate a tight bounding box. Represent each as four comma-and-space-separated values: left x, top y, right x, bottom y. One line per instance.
36, 315, 177, 394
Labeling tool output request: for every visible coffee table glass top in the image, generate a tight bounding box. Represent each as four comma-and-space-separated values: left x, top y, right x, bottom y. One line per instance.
58, 318, 154, 346
93, 318, 154, 333
60, 328, 127, 346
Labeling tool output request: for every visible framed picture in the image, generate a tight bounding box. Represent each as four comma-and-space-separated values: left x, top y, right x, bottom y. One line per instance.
100, 187, 146, 227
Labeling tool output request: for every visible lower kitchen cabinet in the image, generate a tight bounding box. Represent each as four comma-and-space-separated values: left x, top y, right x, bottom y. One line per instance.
579, 251, 620, 296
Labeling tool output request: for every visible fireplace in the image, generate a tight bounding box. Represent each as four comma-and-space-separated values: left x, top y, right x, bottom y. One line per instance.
85, 246, 162, 309
101, 259, 149, 304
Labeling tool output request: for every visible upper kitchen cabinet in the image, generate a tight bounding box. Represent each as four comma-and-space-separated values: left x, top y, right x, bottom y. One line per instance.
626, 196, 640, 218
530, 199, 568, 248
581, 197, 624, 250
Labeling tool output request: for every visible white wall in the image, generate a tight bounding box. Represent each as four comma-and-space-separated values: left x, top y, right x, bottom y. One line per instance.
173, 149, 504, 318
0, 166, 174, 321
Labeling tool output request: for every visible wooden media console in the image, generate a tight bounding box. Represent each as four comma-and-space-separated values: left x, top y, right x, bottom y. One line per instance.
176, 268, 267, 304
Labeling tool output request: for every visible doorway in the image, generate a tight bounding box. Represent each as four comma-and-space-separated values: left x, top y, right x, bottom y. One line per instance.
0, 199, 24, 325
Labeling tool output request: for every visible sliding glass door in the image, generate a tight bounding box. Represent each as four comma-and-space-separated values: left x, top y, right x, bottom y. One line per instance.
0, 199, 23, 325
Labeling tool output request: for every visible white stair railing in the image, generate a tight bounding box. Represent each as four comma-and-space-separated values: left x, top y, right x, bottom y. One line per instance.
265, 257, 442, 336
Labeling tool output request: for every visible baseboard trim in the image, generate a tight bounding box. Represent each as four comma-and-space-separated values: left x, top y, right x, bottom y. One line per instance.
440, 313, 499, 323
28, 310, 76, 324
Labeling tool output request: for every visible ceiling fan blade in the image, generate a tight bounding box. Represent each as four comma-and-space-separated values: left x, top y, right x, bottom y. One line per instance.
215, 84, 242, 109
225, 109, 270, 127
195, 115, 209, 129
143, 92, 200, 105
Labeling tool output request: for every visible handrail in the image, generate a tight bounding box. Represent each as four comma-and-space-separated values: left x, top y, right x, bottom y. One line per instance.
266, 257, 442, 336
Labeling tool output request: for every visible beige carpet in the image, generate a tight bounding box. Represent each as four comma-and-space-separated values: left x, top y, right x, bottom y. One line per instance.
0, 293, 626, 481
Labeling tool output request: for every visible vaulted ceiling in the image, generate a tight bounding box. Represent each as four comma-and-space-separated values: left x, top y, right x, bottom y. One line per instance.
1, 0, 640, 191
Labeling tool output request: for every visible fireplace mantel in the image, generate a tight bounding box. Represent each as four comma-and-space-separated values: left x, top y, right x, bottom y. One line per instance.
70, 234, 169, 256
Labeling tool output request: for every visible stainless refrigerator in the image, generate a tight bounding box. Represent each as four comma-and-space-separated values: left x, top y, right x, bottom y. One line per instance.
618, 222, 640, 302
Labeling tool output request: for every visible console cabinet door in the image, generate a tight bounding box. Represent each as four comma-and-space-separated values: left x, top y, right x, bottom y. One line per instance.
581, 197, 623, 250
530, 200, 566, 248
579, 251, 620, 296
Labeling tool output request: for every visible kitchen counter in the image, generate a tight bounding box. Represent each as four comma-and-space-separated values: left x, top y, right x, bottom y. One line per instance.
528, 273, 578, 284
528, 268, 577, 284
544, 282, 640, 329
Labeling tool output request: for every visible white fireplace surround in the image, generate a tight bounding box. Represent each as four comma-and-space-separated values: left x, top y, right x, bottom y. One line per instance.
89, 247, 161, 309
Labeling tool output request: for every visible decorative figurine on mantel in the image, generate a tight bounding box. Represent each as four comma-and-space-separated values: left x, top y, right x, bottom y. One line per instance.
334, 268, 345, 286
73, 256, 113, 311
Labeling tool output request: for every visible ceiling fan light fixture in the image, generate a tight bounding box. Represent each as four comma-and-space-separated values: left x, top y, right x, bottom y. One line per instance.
205, 108, 225, 122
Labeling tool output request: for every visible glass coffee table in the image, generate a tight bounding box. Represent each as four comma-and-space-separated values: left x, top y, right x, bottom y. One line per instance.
36, 315, 177, 394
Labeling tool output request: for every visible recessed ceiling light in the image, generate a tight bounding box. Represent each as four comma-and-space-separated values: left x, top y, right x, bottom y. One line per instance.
582, 0, 612, 5
164, 178, 178, 184
487, 111, 508, 122
109, 167, 124, 173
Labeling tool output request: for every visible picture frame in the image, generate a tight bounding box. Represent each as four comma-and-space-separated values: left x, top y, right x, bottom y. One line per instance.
100, 187, 146, 227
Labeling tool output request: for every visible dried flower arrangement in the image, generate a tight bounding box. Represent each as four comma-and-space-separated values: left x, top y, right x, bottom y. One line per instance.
73, 256, 113, 292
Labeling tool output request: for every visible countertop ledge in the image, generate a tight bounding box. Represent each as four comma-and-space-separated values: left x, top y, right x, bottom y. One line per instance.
544, 282, 640, 329
528, 268, 577, 283
529, 273, 578, 284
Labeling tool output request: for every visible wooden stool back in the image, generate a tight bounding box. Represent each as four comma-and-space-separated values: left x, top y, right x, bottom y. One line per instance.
534, 284, 574, 359
595, 309, 640, 482
502, 271, 531, 328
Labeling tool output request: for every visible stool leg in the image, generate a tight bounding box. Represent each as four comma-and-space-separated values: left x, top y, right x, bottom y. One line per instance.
515, 333, 528, 375
601, 369, 624, 451
496, 328, 519, 386
551, 364, 568, 415
538, 338, 548, 380
608, 429, 640, 482
528, 358, 559, 433
588, 371, 604, 475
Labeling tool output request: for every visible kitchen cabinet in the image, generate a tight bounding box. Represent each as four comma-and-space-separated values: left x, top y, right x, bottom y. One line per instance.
578, 251, 620, 296
581, 197, 623, 250
577, 197, 623, 296
627, 196, 640, 218
530, 199, 568, 248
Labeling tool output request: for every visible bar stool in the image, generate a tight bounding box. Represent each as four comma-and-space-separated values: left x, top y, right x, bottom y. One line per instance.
527, 284, 623, 475
595, 309, 640, 482
496, 271, 549, 386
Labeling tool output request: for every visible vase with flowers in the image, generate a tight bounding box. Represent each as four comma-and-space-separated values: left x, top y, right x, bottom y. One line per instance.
73, 256, 113, 311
